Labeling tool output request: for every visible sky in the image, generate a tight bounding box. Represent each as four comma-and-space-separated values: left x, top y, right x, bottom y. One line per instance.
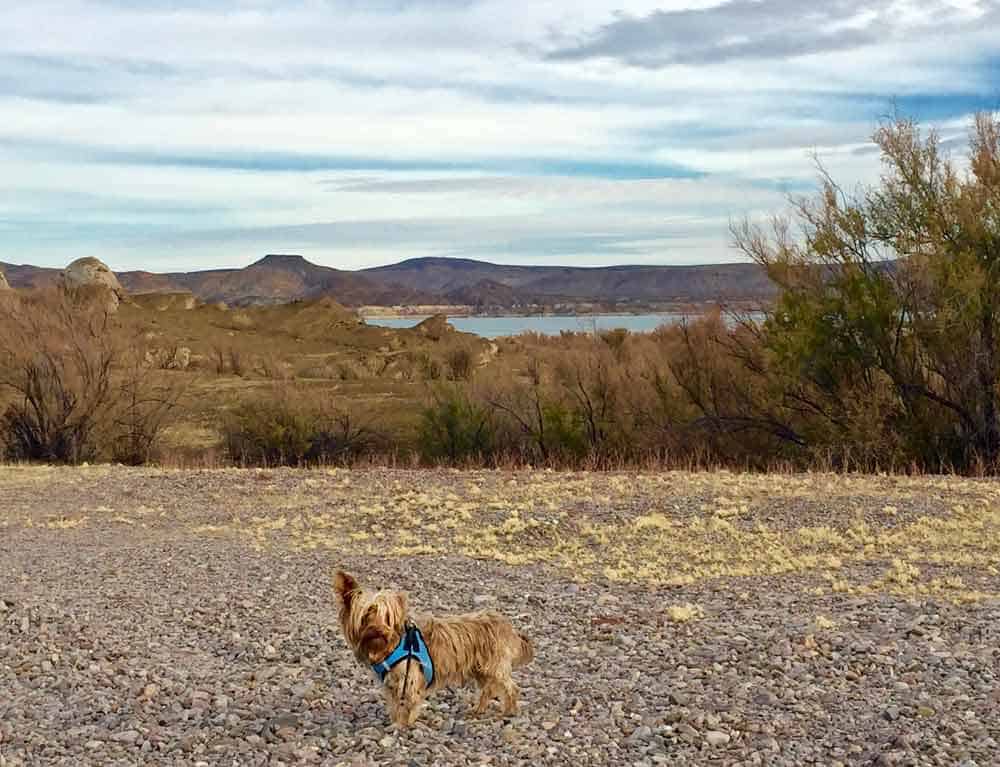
1, 0, 999, 272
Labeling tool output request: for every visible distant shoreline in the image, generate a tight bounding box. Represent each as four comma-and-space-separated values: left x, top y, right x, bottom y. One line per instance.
357, 302, 761, 320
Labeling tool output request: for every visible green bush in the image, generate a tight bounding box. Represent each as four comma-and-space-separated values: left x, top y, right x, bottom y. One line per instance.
418, 386, 495, 463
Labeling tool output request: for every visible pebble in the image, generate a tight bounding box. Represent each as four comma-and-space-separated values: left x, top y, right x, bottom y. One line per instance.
705, 730, 731, 746
472, 595, 496, 607
3, 467, 999, 767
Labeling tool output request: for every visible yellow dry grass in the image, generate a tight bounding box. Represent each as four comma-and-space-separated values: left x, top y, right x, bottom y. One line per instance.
178, 470, 1000, 603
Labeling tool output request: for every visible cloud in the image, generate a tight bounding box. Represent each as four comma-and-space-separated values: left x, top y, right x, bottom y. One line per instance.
546, 0, 1000, 68
0, 0, 998, 271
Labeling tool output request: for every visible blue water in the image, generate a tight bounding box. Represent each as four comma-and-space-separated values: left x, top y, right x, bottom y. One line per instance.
365, 313, 698, 338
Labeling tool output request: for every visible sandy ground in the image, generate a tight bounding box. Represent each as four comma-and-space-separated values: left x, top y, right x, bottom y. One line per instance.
1, 466, 999, 766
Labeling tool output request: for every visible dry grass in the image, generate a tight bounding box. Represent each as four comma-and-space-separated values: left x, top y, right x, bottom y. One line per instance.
47, 468, 986, 604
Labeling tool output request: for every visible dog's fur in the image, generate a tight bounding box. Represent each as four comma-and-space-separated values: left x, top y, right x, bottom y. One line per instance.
333, 570, 533, 727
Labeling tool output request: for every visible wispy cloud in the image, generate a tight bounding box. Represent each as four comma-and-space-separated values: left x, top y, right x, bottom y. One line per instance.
546, 0, 999, 67
0, 0, 998, 271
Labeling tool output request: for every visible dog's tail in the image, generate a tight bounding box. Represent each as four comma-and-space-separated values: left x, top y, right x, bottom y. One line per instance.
513, 631, 534, 667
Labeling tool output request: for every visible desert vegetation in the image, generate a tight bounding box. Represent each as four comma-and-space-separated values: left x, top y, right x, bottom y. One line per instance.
1, 114, 999, 474
3, 115, 1000, 767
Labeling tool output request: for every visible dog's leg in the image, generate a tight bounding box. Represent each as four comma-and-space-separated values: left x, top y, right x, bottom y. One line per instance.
499, 676, 520, 716
473, 678, 501, 715
404, 699, 423, 727
390, 698, 421, 728
385, 686, 409, 727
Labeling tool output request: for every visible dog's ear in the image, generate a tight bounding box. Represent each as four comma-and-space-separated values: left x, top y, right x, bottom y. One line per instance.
333, 571, 358, 607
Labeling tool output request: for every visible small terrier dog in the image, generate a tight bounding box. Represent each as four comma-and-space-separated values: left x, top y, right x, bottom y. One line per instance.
333, 570, 533, 727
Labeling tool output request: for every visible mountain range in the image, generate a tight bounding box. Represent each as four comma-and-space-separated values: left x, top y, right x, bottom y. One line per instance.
0, 254, 777, 309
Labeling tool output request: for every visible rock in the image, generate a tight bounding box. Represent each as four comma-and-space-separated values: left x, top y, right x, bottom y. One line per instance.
0, 271, 9, 290
414, 314, 452, 341
174, 347, 192, 370
628, 725, 653, 743
62, 257, 126, 312
663, 708, 685, 724
676, 723, 699, 742
190, 690, 211, 709
705, 730, 731, 746
597, 594, 620, 606
111, 729, 141, 745
875, 751, 905, 766
753, 690, 779, 706
266, 714, 300, 740
472, 594, 496, 607
668, 691, 689, 706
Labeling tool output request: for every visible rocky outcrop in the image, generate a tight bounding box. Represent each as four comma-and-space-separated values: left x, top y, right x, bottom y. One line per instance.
131, 291, 198, 312
413, 313, 453, 341
62, 257, 126, 312
144, 346, 192, 370
0, 270, 10, 291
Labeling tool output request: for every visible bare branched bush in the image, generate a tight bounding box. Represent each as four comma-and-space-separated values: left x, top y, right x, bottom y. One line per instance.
446, 347, 474, 381
111, 339, 188, 465
228, 348, 245, 377
254, 352, 289, 380
221, 385, 382, 466
0, 289, 116, 463
211, 346, 227, 375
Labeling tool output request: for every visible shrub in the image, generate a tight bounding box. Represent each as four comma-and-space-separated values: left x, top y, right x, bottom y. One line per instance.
211, 346, 227, 375
731, 112, 1000, 472
416, 352, 441, 381
111, 341, 187, 465
446, 347, 474, 381
0, 289, 116, 463
418, 385, 495, 463
228, 348, 245, 377
221, 387, 379, 466
254, 352, 288, 380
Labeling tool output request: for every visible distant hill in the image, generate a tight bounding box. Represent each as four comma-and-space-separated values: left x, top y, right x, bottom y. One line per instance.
366, 257, 776, 304
0, 262, 63, 291
124, 254, 438, 307
0, 254, 777, 308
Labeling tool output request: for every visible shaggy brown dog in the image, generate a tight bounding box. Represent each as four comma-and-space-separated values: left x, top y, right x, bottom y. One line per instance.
333, 570, 533, 727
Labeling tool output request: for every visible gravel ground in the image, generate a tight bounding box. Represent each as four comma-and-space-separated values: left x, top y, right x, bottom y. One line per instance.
1, 466, 999, 766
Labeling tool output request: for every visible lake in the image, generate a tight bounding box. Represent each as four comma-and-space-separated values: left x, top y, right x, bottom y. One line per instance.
365, 313, 705, 338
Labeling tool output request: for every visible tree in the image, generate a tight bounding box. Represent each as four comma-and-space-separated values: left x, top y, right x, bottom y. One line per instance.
734, 112, 1000, 470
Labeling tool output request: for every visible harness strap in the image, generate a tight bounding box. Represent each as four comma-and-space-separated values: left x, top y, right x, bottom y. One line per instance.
371, 621, 435, 690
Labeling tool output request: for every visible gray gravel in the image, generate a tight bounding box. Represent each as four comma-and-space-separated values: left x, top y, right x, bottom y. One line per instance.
1, 467, 999, 766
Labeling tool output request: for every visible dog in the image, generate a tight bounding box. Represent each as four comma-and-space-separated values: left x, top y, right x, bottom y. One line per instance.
333, 570, 533, 727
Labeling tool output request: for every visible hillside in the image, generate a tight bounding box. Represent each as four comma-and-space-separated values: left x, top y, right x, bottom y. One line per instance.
0, 254, 777, 309
368, 257, 776, 304
129, 255, 437, 307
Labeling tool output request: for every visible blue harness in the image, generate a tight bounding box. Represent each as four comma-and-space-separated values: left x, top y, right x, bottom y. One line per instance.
371, 621, 434, 689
